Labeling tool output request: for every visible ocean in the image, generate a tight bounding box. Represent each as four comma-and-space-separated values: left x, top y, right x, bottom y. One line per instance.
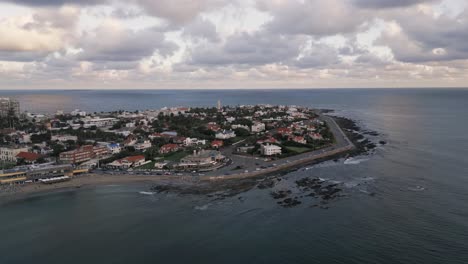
0, 89, 467, 264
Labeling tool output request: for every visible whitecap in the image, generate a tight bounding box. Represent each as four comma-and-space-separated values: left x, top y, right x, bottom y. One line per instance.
139, 191, 156, 195
344, 158, 369, 165
407, 186, 425, 192
194, 204, 210, 211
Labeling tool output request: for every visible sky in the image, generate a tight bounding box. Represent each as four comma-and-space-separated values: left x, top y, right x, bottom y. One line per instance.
0, 0, 467, 89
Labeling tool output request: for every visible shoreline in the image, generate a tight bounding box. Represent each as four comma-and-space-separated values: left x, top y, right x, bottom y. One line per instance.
1, 115, 371, 203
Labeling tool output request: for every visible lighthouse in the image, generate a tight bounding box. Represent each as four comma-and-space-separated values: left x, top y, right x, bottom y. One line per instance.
217, 100, 222, 112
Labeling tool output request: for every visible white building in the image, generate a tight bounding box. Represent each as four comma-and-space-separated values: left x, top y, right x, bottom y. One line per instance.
215, 130, 236, 140
232, 124, 250, 131
0, 146, 29, 162
134, 140, 152, 151
106, 143, 122, 154
260, 144, 282, 156
251, 122, 266, 133
183, 138, 207, 147
82, 117, 118, 128
71, 109, 87, 117
51, 135, 78, 142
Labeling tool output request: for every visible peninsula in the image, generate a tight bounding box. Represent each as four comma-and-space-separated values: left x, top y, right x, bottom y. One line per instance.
1, 100, 362, 198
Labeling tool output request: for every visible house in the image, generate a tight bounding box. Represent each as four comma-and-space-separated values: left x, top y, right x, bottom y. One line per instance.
251, 122, 266, 133
123, 135, 137, 146
106, 143, 122, 154
232, 124, 250, 131
134, 140, 152, 151
51, 135, 78, 143
256, 137, 279, 145
172, 136, 187, 144
16, 152, 42, 164
309, 133, 324, 140
184, 138, 206, 146
159, 144, 180, 154
260, 144, 282, 156
290, 136, 307, 144
277, 127, 292, 136
107, 155, 145, 169
0, 146, 29, 162
207, 123, 221, 132
215, 130, 236, 140
211, 140, 224, 149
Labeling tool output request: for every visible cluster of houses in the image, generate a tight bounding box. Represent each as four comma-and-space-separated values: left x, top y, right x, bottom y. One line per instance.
1, 102, 330, 184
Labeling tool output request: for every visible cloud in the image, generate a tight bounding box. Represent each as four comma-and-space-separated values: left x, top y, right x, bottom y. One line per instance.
352, 0, 440, 9
0, 6, 80, 60
134, 0, 225, 25
76, 20, 178, 62
0, 0, 105, 6
182, 17, 219, 41
258, 0, 370, 36
188, 31, 304, 66
376, 8, 468, 62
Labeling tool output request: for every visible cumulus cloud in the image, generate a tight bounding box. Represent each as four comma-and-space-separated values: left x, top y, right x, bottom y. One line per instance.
377, 8, 468, 62
134, 0, 225, 25
0, 6, 79, 60
76, 20, 178, 62
0, 0, 467, 88
188, 31, 304, 66
352, 0, 440, 9
258, 0, 370, 36
0, 0, 105, 6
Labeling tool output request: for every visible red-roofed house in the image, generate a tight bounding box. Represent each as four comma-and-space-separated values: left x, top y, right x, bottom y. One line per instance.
256, 137, 279, 145
107, 155, 146, 169
159, 144, 180, 154
290, 136, 307, 144
16, 152, 41, 164
277, 127, 292, 136
211, 140, 224, 149
207, 123, 221, 132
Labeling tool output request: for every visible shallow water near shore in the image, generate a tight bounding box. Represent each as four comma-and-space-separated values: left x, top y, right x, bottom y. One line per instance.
1, 89, 468, 264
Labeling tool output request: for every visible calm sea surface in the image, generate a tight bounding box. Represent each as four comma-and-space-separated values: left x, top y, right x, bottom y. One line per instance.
0, 89, 467, 264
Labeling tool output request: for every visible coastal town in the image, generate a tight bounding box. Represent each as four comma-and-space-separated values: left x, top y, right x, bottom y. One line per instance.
0, 97, 354, 189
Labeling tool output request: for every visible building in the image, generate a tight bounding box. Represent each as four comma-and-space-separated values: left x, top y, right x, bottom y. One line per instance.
277, 127, 292, 136
184, 138, 206, 146
215, 130, 236, 140
159, 144, 180, 154
309, 133, 324, 140
179, 150, 225, 169
232, 124, 250, 131
260, 144, 282, 156
251, 122, 266, 133
291, 136, 307, 144
106, 143, 122, 154
0, 146, 29, 162
51, 135, 78, 142
71, 109, 87, 116
59, 145, 109, 164
107, 155, 146, 169
134, 140, 152, 151
0, 97, 20, 117
211, 140, 224, 149
82, 117, 118, 128
16, 152, 42, 164
207, 123, 221, 132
